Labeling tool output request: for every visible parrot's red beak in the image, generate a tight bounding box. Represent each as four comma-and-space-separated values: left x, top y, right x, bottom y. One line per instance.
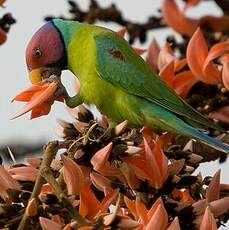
11, 82, 63, 119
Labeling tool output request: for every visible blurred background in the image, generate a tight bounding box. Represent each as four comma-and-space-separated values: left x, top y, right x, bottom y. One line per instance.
0, 0, 228, 183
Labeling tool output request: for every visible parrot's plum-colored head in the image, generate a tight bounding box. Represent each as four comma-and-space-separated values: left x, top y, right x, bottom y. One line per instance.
26, 21, 66, 84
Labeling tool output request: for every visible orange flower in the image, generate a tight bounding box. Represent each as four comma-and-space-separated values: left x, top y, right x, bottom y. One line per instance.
162, 0, 229, 36
167, 217, 181, 230
146, 38, 160, 71
122, 132, 169, 189
115, 120, 128, 135
79, 182, 119, 220
147, 29, 229, 95
90, 172, 113, 194
91, 142, 123, 179
172, 188, 195, 204
206, 170, 220, 203
147, 40, 198, 98
61, 155, 119, 220
187, 28, 221, 85
62, 155, 85, 196
12, 82, 61, 119
39, 217, 62, 230
187, 28, 229, 87
159, 60, 197, 98
25, 198, 37, 217
162, 0, 199, 36
0, 165, 21, 199
124, 196, 169, 229
199, 39, 229, 87
221, 55, 229, 90
199, 207, 217, 230
8, 165, 38, 181
0, 0, 6, 6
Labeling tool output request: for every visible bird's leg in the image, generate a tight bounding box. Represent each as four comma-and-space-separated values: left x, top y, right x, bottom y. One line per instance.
108, 121, 117, 129
42, 74, 83, 108
65, 94, 83, 108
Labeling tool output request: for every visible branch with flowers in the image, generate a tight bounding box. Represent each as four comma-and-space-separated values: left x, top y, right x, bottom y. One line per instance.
1, 106, 229, 229
1, 0, 229, 229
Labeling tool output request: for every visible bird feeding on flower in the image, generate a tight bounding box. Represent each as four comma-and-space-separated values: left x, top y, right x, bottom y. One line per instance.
12, 19, 229, 153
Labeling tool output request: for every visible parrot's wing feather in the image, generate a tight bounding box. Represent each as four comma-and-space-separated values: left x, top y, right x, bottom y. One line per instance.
94, 32, 220, 130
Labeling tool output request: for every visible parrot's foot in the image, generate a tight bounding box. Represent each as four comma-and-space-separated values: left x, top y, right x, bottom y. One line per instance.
42, 73, 83, 108
65, 94, 83, 108
39, 67, 83, 108
43, 74, 68, 100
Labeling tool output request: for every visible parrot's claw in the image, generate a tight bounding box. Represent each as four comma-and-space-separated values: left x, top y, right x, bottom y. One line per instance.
39, 67, 83, 107
41, 72, 83, 108
43, 74, 69, 100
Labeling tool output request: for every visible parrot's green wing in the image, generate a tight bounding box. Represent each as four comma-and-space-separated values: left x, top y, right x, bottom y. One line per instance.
94, 32, 219, 130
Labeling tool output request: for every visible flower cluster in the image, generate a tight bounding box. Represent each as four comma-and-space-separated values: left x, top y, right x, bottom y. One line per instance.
162, 0, 229, 36
12, 82, 63, 119
147, 28, 229, 98
145, 0, 229, 125
1, 106, 228, 229
4, 0, 229, 229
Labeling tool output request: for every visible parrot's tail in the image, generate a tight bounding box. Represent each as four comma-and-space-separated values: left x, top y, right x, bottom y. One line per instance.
182, 126, 229, 154
164, 119, 229, 154
143, 105, 229, 154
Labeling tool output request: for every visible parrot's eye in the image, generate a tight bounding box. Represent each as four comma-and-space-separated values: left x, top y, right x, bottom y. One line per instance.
33, 48, 42, 57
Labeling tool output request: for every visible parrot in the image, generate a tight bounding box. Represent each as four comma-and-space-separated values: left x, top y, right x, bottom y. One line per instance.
24, 19, 229, 153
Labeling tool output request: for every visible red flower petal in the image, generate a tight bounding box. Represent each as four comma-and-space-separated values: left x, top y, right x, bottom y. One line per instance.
157, 43, 175, 71
116, 27, 127, 38
187, 28, 207, 79
204, 41, 229, 69
135, 197, 148, 226
79, 182, 101, 219
146, 38, 161, 71
145, 204, 168, 230
206, 170, 220, 203
91, 142, 113, 171
199, 207, 217, 230
167, 217, 181, 230
62, 155, 84, 195
222, 57, 229, 90
12, 82, 58, 119
173, 71, 198, 98
187, 28, 221, 84
162, 0, 199, 36
39, 217, 62, 230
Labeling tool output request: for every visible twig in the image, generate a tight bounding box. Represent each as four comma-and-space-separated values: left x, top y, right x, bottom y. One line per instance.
0, 13, 16, 32
40, 166, 87, 226
18, 141, 59, 230
45, 0, 165, 44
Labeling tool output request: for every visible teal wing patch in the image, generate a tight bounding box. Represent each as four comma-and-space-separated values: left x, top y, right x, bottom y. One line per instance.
94, 32, 219, 130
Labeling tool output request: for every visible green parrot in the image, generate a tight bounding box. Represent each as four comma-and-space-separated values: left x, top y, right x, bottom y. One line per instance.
25, 19, 229, 153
